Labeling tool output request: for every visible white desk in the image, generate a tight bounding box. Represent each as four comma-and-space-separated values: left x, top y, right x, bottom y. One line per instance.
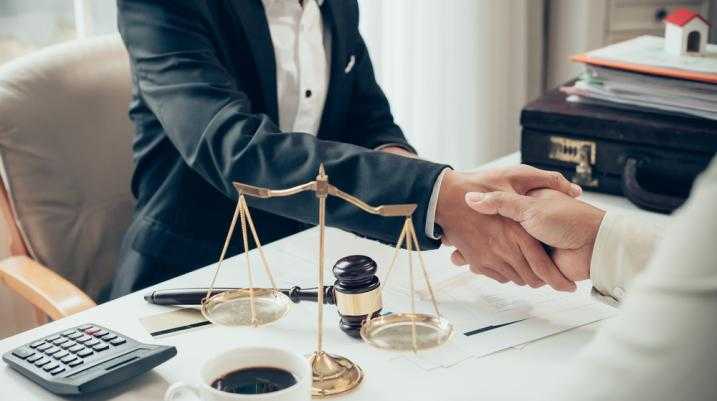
0, 152, 665, 400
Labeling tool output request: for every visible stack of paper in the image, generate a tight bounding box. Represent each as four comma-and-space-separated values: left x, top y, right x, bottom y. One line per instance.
564, 35, 717, 120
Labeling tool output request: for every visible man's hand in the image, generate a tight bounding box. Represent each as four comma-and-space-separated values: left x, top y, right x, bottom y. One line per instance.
464, 188, 606, 282
436, 166, 582, 291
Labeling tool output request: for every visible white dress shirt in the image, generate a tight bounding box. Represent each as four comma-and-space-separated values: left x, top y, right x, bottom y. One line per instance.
262, 0, 329, 135
545, 158, 717, 401
262, 0, 444, 240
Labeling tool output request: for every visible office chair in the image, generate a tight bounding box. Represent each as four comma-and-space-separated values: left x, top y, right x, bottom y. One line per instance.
0, 35, 134, 325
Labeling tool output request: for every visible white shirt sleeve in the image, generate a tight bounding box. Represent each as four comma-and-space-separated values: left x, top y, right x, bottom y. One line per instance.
425, 168, 451, 240
588, 211, 666, 304
373, 143, 413, 152
545, 158, 717, 401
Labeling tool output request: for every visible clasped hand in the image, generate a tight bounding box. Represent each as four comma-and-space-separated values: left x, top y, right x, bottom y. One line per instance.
436, 166, 605, 291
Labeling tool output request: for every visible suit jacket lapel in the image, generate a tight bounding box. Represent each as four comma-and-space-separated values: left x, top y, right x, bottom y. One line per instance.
229, 0, 279, 123
319, 0, 347, 138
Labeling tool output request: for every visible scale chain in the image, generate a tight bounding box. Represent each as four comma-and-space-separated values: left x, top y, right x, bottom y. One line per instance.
406, 219, 418, 352
238, 195, 258, 326
240, 196, 278, 291
205, 197, 242, 303
382, 219, 409, 290
407, 218, 442, 317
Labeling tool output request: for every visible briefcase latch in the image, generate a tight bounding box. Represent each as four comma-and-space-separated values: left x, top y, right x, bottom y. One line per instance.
548, 136, 598, 188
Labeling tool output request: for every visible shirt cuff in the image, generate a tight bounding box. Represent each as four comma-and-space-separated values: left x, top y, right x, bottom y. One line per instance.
590, 287, 620, 307
590, 212, 622, 299
589, 211, 664, 305
425, 168, 451, 240
374, 143, 416, 154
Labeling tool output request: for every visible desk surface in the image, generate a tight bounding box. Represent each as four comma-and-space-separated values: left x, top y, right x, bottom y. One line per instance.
0, 152, 665, 400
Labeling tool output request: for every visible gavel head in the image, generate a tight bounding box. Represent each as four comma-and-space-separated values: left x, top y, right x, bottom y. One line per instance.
332, 255, 383, 338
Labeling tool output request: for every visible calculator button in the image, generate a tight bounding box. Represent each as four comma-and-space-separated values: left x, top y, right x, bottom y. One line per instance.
68, 359, 84, 367
61, 329, 76, 336
42, 362, 59, 372
110, 337, 126, 346
76, 334, 92, 343
66, 332, 83, 339
26, 354, 43, 363
84, 327, 101, 335
53, 350, 69, 359
84, 338, 100, 346
93, 329, 109, 337
34, 357, 51, 367
60, 341, 77, 349
49, 366, 66, 375
68, 344, 85, 353
46, 334, 61, 342
100, 333, 117, 340
44, 346, 61, 355
60, 354, 77, 363
29, 341, 45, 348
36, 343, 52, 352
11, 347, 34, 359
77, 349, 93, 358
78, 324, 93, 331
92, 343, 109, 352
52, 337, 69, 346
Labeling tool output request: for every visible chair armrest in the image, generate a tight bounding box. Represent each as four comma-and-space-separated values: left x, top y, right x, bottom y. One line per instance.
0, 256, 96, 320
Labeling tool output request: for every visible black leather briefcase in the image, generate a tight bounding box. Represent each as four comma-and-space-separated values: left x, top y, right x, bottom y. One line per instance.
520, 84, 717, 214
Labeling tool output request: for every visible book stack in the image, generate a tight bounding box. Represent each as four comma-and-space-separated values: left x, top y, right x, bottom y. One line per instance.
563, 35, 717, 120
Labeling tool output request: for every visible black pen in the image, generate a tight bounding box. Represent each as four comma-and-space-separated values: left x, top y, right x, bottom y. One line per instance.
144, 286, 333, 306
143, 288, 236, 305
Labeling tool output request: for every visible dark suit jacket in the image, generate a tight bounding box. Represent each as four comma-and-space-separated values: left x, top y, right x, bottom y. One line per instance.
113, 0, 448, 294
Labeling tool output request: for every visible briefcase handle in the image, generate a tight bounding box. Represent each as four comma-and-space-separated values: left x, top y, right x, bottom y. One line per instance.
622, 157, 685, 214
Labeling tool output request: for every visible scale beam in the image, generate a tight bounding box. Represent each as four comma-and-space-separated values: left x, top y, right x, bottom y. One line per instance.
233, 164, 417, 217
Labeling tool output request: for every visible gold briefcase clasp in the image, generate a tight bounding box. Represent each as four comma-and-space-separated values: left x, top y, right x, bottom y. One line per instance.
548, 136, 598, 188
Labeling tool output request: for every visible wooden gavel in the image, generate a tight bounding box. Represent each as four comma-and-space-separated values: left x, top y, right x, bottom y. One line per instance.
143, 255, 383, 338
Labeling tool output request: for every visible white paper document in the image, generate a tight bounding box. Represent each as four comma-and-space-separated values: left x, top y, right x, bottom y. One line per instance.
586, 35, 717, 74
388, 271, 617, 370
277, 228, 618, 371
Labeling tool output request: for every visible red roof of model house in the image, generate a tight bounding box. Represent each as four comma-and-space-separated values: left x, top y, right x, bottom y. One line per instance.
664, 8, 710, 27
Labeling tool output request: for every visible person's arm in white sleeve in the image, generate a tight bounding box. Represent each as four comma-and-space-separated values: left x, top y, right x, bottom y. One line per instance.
589, 212, 666, 305
464, 159, 717, 400
546, 159, 717, 401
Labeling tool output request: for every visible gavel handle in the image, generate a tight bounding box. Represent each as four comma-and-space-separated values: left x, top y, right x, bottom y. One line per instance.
285, 285, 335, 304
143, 286, 335, 306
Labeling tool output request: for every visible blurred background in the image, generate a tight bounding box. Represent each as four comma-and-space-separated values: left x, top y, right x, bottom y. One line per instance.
0, 0, 715, 338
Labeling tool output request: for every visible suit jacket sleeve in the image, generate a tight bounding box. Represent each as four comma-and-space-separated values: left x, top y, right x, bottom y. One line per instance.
117, 0, 446, 249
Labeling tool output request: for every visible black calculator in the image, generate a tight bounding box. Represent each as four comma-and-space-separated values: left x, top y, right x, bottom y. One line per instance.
2, 323, 176, 395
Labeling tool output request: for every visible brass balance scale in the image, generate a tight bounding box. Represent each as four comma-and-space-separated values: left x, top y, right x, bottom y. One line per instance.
201, 165, 452, 397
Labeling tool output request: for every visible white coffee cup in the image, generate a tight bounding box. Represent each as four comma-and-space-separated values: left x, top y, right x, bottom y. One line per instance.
164, 346, 311, 401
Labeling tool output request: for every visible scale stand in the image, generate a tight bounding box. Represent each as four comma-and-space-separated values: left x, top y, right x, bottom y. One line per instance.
201, 164, 451, 397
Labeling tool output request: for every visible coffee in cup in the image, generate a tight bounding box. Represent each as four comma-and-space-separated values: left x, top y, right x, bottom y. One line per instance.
211, 366, 297, 394
164, 346, 310, 401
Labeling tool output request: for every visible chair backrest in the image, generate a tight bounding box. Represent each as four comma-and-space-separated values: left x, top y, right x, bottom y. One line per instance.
0, 35, 135, 299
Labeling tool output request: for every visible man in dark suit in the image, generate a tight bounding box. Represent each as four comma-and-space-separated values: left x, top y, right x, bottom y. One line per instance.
110, 0, 581, 298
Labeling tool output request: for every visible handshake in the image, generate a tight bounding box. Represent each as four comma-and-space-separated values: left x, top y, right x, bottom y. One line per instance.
435, 166, 606, 291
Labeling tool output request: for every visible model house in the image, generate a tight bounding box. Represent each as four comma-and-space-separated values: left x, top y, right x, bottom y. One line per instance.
664, 8, 710, 56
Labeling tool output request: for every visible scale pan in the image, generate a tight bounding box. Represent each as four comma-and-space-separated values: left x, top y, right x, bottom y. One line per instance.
360, 313, 452, 351
201, 288, 290, 327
